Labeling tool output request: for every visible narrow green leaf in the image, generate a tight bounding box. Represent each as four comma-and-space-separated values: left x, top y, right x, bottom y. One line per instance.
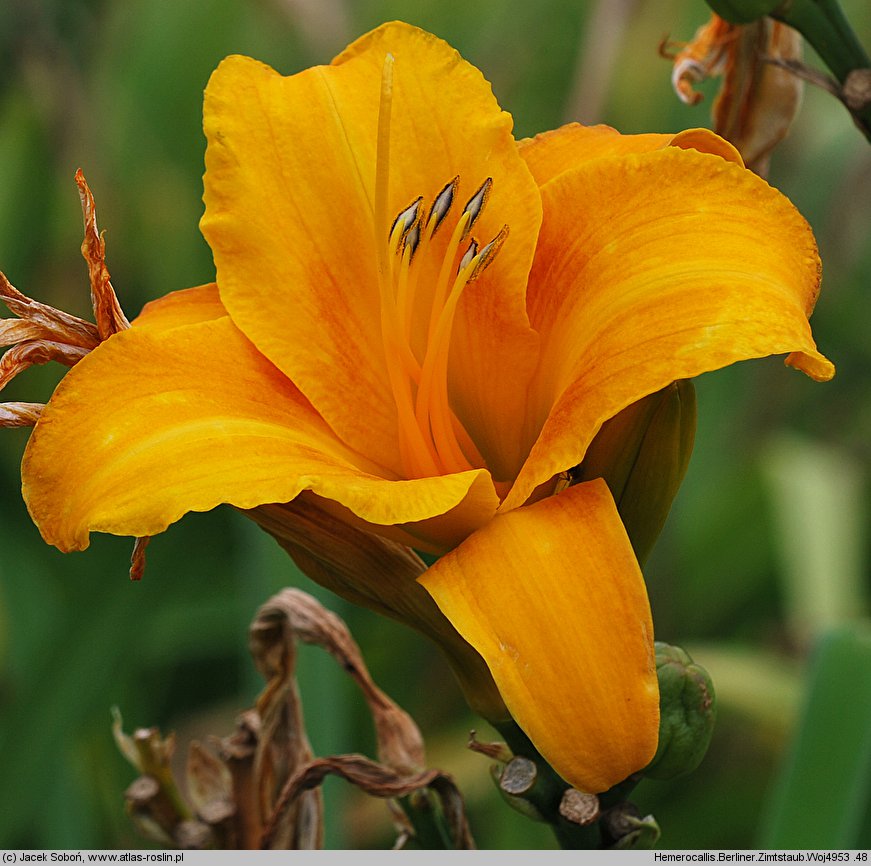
761, 624, 871, 848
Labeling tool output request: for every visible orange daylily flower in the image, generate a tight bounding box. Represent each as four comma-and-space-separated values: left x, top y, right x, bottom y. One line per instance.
17, 23, 832, 794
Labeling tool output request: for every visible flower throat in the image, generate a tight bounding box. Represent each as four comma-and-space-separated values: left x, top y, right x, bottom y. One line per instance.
374, 53, 508, 481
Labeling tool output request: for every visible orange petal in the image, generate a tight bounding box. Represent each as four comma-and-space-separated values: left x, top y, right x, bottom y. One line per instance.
421, 479, 658, 793
22, 316, 498, 553
201, 22, 540, 479
518, 122, 742, 188
132, 283, 227, 332
504, 147, 833, 511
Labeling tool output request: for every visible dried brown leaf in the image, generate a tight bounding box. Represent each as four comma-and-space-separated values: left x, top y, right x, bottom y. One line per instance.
263, 755, 475, 849
245, 595, 323, 850
262, 754, 473, 850
430, 774, 476, 850
216, 715, 261, 850
186, 741, 233, 815
0, 401, 44, 428
712, 20, 803, 176
251, 588, 425, 774
0, 271, 99, 349
124, 776, 177, 844
129, 535, 151, 581
76, 170, 130, 339
665, 15, 803, 176
0, 340, 89, 392
0, 318, 56, 347
467, 730, 513, 763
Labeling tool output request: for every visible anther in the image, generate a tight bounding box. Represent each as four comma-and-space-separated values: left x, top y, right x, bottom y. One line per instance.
405, 221, 421, 259
427, 177, 459, 234
468, 224, 509, 282
458, 239, 478, 274
461, 177, 493, 238
390, 197, 422, 245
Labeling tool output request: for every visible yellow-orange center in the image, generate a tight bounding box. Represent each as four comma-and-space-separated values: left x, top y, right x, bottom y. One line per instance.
375, 54, 508, 480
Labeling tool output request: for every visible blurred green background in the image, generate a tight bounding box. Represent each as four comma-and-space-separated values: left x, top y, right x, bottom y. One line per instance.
1, 0, 869, 850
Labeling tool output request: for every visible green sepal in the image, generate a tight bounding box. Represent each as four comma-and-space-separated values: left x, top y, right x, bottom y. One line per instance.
644, 642, 717, 781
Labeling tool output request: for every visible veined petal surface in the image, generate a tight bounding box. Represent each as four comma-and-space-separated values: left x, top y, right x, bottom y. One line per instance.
202, 22, 540, 479
22, 316, 498, 552
518, 122, 742, 188
504, 147, 833, 511
132, 283, 227, 331
421, 479, 658, 793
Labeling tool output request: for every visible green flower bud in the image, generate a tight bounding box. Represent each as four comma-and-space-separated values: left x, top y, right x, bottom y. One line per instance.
704, 0, 782, 24
644, 643, 716, 781
573, 380, 696, 565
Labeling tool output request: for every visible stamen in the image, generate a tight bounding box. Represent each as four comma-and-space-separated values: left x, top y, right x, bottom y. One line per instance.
390, 197, 422, 248
375, 156, 507, 479
416, 214, 509, 475
458, 239, 478, 274
428, 209, 472, 345
404, 221, 421, 260
400, 180, 453, 340
394, 240, 421, 382
427, 177, 459, 234
468, 225, 509, 282
461, 177, 492, 239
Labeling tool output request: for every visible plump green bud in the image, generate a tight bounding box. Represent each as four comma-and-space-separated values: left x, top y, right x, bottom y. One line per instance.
574, 380, 696, 565
704, 0, 782, 24
644, 643, 716, 781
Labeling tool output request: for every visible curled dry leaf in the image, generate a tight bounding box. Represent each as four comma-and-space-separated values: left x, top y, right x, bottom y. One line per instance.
186, 740, 234, 816
0, 271, 100, 349
251, 588, 473, 849
250, 587, 425, 774
75, 168, 130, 339
467, 730, 513, 763
261, 754, 474, 850
0, 171, 129, 426
113, 588, 472, 849
0, 340, 89, 390
1, 173, 149, 563
244, 591, 324, 851
129, 535, 151, 582
0, 401, 43, 427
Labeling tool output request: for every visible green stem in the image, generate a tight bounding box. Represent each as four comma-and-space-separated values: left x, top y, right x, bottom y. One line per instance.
773, 0, 870, 83
772, 0, 871, 140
